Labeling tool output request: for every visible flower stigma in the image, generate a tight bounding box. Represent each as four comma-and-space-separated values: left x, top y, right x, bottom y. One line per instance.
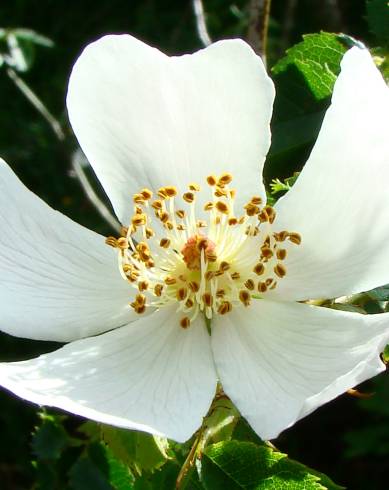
106, 174, 302, 329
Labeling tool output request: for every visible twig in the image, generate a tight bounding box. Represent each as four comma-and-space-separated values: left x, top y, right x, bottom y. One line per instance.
246, 0, 272, 65
192, 0, 212, 47
7, 67, 65, 141
6, 66, 120, 231
71, 150, 121, 232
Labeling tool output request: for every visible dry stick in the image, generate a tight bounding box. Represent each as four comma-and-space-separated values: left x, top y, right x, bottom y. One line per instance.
192, 0, 212, 47
6, 67, 120, 232
246, 0, 272, 66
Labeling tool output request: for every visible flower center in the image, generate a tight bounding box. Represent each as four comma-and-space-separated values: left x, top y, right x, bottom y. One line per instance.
106, 173, 301, 329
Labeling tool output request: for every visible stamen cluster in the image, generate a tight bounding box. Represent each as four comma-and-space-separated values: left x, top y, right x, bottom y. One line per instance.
106, 173, 301, 328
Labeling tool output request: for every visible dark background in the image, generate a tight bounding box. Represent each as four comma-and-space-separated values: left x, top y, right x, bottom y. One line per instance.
0, 1, 388, 488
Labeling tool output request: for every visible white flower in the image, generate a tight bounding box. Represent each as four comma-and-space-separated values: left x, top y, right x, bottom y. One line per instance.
0, 35, 389, 443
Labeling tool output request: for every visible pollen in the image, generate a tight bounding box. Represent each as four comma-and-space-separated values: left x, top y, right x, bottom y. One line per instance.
106, 172, 302, 327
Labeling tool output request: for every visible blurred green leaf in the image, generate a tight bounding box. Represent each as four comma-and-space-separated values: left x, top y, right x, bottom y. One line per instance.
366, 284, 389, 301
32, 414, 69, 461
367, 0, 389, 45
201, 441, 343, 490
101, 426, 169, 475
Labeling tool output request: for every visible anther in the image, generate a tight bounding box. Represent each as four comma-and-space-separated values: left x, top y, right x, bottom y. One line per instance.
274, 263, 287, 278
159, 238, 171, 248
145, 227, 154, 239
219, 261, 230, 272
263, 206, 276, 224
176, 288, 188, 301
218, 301, 232, 315
140, 188, 153, 200
165, 276, 177, 285
276, 249, 287, 260
189, 183, 200, 192
133, 193, 145, 204
244, 279, 255, 290
117, 237, 128, 250
253, 263, 265, 275
239, 290, 251, 306
164, 186, 178, 198
157, 187, 168, 199
258, 282, 268, 293
132, 213, 146, 226
231, 272, 240, 280
183, 192, 195, 203
215, 201, 229, 214
189, 281, 200, 292
218, 173, 233, 186
288, 232, 302, 245
151, 200, 163, 210
274, 231, 288, 242
176, 209, 186, 219
216, 288, 225, 298
261, 247, 273, 260
202, 293, 213, 307
154, 284, 163, 297
250, 196, 262, 205
204, 201, 214, 211
138, 281, 149, 292
180, 317, 191, 329
105, 236, 118, 248
228, 217, 238, 226
206, 175, 217, 186
185, 298, 194, 308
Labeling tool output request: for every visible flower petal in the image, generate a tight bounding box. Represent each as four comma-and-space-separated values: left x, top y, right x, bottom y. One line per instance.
67, 35, 274, 224
0, 306, 217, 442
273, 47, 389, 301
0, 159, 134, 342
212, 299, 389, 440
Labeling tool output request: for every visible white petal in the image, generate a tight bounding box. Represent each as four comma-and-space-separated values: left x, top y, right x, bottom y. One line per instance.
273, 47, 389, 301
67, 35, 274, 224
0, 159, 134, 342
212, 299, 389, 440
0, 306, 217, 443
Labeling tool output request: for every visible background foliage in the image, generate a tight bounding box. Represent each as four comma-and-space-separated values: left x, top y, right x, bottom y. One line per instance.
0, 1, 388, 489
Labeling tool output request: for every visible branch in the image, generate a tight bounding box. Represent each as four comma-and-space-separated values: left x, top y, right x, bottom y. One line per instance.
246, 0, 272, 65
7, 67, 120, 232
71, 150, 121, 233
192, 0, 212, 47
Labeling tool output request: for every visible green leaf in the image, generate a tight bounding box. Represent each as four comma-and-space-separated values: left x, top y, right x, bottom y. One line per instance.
32, 414, 69, 461
272, 32, 347, 114
101, 426, 169, 475
266, 32, 347, 183
366, 284, 389, 301
382, 344, 389, 362
201, 441, 343, 490
367, 0, 389, 45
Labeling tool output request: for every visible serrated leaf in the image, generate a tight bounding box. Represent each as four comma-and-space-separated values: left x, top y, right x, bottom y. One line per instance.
201, 441, 343, 490
266, 33, 347, 183
102, 426, 169, 475
272, 33, 347, 104
367, 0, 389, 45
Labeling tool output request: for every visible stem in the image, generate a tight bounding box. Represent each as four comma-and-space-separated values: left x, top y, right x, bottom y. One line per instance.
71, 151, 121, 232
7, 67, 65, 141
246, 0, 272, 65
6, 67, 120, 231
175, 426, 206, 489
192, 0, 212, 47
